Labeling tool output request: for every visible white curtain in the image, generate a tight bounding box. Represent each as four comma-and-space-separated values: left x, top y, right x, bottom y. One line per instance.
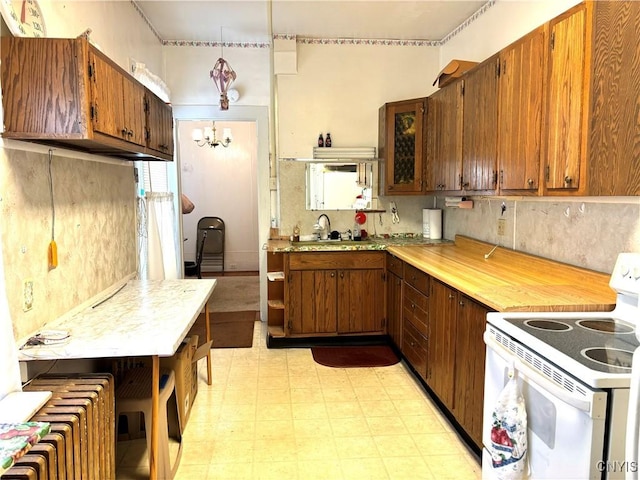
140, 192, 178, 280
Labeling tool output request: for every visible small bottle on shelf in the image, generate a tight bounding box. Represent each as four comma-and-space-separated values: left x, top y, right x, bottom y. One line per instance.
325, 132, 332, 147
317, 134, 324, 147
293, 225, 300, 242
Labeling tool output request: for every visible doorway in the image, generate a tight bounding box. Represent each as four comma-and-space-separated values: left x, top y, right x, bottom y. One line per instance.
171, 105, 270, 322
179, 119, 258, 274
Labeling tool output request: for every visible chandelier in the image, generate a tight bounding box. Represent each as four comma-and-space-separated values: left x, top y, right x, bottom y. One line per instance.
192, 122, 232, 148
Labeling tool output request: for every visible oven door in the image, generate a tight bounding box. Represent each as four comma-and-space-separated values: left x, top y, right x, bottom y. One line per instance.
483, 331, 608, 480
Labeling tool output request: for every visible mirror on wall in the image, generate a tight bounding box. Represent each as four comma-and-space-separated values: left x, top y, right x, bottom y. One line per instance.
306, 162, 373, 210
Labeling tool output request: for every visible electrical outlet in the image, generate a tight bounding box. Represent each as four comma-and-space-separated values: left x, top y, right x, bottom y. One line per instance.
23, 279, 34, 311
497, 218, 506, 236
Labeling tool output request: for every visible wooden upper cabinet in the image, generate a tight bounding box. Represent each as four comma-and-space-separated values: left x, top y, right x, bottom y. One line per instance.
462, 58, 499, 193
497, 26, 546, 194
426, 81, 463, 193
145, 89, 174, 155
89, 51, 145, 147
587, 0, 640, 196
1, 38, 88, 137
542, 3, 589, 193
0, 36, 172, 161
378, 98, 427, 195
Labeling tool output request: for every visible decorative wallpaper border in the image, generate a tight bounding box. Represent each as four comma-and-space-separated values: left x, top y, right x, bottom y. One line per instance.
441, 0, 496, 44
130, 0, 163, 43
131, 0, 495, 48
292, 37, 440, 47
162, 40, 271, 48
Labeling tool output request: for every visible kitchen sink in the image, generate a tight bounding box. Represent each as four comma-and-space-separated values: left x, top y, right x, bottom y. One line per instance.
292, 239, 374, 247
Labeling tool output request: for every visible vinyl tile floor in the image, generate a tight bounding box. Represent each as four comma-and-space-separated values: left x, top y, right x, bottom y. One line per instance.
116, 321, 482, 479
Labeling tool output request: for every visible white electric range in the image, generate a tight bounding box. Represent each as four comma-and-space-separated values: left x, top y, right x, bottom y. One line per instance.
482, 253, 640, 479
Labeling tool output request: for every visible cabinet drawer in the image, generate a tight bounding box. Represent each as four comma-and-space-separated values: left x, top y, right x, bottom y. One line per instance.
404, 263, 429, 296
289, 251, 385, 270
403, 285, 428, 336
402, 320, 427, 379
387, 254, 403, 278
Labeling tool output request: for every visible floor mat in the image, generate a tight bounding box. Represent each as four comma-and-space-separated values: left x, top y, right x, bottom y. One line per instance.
188, 311, 257, 348
311, 345, 400, 368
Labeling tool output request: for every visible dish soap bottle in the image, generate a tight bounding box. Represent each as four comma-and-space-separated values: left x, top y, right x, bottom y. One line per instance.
353, 222, 361, 241
325, 132, 332, 147
317, 133, 324, 148
293, 224, 300, 242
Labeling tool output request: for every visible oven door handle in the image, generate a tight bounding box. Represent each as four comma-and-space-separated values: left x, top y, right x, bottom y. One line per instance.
484, 333, 592, 414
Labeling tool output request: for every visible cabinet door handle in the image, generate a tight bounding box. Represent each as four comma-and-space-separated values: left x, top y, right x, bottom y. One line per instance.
330, 272, 335, 278
564, 176, 573, 184
448, 294, 455, 300
528, 178, 535, 187
459, 300, 465, 307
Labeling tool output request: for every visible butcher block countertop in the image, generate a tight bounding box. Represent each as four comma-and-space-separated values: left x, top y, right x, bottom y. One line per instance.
387, 236, 616, 313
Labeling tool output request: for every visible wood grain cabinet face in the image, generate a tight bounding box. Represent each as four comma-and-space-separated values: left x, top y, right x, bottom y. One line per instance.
285, 252, 385, 337
462, 59, 499, 193
386, 267, 403, 347
145, 90, 174, 154
378, 98, 427, 195
427, 279, 457, 411
452, 295, 488, 449
1, 38, 87, 137
89, 51, 145, 147
426, 82, 464, 193
0, 37, 173, 161
543, 3, 588, 193
587, 1, 640, 196
497, 27, 545, 194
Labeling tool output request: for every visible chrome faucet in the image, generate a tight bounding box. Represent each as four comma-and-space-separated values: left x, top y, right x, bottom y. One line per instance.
316, 214, 331, 240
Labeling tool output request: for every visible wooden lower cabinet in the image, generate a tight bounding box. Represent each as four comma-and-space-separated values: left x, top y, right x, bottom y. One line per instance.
285, 251, 385, 336
453, 294, 489, 448
402, 320, 427, 380
386, 253, 404, 346
288, 270, 337, 334
386, 258, 490, 450
337, 269, 385, 334
427, 279, 457, 411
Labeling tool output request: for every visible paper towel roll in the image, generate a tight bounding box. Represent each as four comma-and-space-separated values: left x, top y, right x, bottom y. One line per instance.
427, 209, 442, 240
422, 209, 431, 237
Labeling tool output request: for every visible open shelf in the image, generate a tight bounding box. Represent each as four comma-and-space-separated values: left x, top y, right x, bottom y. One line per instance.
267, 271, 285, 282
268, 299, 285, 310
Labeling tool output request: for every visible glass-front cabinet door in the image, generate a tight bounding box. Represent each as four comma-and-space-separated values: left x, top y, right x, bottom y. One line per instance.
378, 98, 427, 195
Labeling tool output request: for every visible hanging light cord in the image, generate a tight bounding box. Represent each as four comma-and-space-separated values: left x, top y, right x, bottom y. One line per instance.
48, 149, 55, 242
47, 149, 58, 268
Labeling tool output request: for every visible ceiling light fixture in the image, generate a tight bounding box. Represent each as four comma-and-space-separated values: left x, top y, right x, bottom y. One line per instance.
210, 27, 237, 111
192, 122, 232, 148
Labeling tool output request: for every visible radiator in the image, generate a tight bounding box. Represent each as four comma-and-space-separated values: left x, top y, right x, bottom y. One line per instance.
3, 373, 115, 480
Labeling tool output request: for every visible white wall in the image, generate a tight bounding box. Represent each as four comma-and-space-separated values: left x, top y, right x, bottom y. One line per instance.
276, 42, 440, 238
41, 0, 163, 76
179, 120, 259, 272
163, 45, 271, 107
1, 1, 163, 342
440, 0, 581, 66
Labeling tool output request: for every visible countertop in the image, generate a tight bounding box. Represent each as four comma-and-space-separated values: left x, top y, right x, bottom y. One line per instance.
267, 234, 616, 313
266, 234, 451, 252
388, 236, 615, 313
17, 279, 216, 361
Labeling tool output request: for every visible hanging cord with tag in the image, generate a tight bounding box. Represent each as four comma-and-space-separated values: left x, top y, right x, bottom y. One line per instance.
48, 149, 57, 269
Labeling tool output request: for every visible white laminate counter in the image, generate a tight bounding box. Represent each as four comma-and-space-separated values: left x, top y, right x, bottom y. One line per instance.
17, 279, 217, 361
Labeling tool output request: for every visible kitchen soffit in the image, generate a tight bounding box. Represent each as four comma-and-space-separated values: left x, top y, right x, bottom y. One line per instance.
134, 0, 491, 45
